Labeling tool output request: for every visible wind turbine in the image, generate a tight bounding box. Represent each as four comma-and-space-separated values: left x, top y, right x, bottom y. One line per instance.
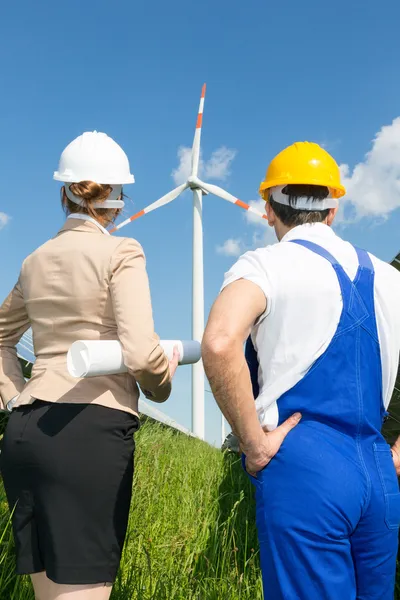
110, 85, 266, 441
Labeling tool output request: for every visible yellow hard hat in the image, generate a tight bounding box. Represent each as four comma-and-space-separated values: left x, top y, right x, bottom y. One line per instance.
259, 142, 346, 201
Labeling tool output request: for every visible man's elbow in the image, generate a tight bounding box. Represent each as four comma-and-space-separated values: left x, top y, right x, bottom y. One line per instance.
202, 333, 236, 365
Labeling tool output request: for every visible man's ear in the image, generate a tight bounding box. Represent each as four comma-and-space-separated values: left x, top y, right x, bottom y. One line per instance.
265, 201, 276, 228
326, 207, 338, 226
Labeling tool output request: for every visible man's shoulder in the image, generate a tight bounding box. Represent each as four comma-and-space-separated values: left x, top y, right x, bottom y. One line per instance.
242, 239, 292, 258
237, 240, 304, 269
368, 252, 400, 281
370, 252, 400, 284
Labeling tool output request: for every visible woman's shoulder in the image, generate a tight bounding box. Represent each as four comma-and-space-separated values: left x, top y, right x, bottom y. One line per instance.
22, 234, 146, 275
110, 235, 145, 256
106, 236, 148, 272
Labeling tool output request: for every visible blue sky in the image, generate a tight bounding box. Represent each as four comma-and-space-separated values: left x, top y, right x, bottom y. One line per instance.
1, 0, 400, 445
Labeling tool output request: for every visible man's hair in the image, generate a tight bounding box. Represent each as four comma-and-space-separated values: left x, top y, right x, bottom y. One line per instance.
269, 184, 330, 227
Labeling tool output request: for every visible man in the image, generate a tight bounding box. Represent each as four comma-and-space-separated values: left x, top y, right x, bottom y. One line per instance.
202, 141, 400, 599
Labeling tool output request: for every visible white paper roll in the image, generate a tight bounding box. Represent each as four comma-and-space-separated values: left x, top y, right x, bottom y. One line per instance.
67, 339, 201, 378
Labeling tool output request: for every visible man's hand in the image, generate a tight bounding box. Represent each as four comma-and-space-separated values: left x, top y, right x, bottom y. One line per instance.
244, 413, 302, 476
392, 441, 400, 477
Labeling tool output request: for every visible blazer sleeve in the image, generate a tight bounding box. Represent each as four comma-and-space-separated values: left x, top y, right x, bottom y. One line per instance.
109, 238, 171, 403
0, 277, 30, 409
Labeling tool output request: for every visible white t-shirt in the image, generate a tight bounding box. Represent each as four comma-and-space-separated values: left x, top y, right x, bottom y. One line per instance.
221, 223, 400, 430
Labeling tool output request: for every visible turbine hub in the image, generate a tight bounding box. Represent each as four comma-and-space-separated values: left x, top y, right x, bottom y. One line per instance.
187, 175, 199, 189
187, 175, 209, 195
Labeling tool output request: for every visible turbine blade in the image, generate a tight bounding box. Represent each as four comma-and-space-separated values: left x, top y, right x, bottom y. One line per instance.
191, 84, 206, 178
194, 179, 268, 222
110, 183, 188, 233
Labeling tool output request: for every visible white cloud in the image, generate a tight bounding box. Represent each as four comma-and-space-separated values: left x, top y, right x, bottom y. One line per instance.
252, 227, 278, 247
214, 117, 400, 257
340, 117, 400, 219
203, 147, 236, 180
244, 200, 277, 244
243, 120, 400, 225
216, 238, 243, 257
245, 199, 268, 226
0, 213, 10, 230
239, 118, 400, 231
171, 146, 237, 186
171, 147, 193, 186
218, 206, 277, 258
218, 197, 278, 256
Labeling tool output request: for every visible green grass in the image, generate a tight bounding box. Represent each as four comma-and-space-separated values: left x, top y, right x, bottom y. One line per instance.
0, 419, 263, 599
1, 415, 400, 599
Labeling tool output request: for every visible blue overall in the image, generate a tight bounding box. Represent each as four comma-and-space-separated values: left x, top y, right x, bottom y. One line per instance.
244, 240, 400, 599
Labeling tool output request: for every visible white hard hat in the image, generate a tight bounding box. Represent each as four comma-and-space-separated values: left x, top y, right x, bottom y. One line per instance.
53, 131, 135, 185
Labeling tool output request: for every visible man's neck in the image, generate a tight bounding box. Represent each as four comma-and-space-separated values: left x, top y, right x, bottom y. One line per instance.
275, 222, 292, 241
275, 219, 329, 242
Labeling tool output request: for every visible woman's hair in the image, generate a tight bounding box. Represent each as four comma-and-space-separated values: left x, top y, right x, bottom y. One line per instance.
61, 181, 122, 224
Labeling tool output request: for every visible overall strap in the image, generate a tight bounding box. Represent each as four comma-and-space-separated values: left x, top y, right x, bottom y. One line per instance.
290, 239, 341, 268
289, 239, 353, 314
353, 246, 378, 340
354, 246, 374, 272
289, 239, 370, 333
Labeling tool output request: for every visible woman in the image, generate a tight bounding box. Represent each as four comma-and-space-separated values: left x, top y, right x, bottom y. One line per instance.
0, 131, 179, 600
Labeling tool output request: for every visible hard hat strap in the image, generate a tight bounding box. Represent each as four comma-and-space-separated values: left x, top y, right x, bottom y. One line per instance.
64, 184, 125, 209
269, 185, 338, 211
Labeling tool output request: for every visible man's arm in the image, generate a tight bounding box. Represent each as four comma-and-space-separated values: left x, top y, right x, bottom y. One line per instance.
202, 279, 301, 474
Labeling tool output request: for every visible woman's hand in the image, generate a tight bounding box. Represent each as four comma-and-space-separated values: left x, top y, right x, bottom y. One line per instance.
169, 346, 180, 379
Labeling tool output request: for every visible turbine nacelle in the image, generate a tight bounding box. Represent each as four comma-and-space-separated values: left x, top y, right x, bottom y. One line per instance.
110, 84, 267, 235
187, 175, 209, 195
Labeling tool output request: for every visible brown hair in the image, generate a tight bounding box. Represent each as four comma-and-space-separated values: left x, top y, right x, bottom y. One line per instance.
61, 181, 122, 224
269, 184, 330, 227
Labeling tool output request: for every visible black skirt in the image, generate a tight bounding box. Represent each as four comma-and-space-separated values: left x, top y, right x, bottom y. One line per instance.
0, 400, 139, 585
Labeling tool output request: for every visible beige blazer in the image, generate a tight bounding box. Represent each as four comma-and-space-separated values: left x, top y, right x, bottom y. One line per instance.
0, 218, 171, 414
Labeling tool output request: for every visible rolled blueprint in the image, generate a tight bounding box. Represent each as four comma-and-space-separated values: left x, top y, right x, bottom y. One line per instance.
67, 339, 201, 378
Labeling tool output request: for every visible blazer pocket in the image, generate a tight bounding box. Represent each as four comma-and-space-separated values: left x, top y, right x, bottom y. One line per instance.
374, 443, 400, 530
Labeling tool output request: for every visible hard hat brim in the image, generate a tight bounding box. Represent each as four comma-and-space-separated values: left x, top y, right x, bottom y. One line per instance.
54, 172, 135, 185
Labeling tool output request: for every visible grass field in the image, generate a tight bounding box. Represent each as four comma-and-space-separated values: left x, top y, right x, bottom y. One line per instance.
0, 418, 263, 599
1, 416, 400, 599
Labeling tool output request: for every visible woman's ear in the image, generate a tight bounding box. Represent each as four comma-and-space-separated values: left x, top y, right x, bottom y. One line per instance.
110, 208, 122, 224
60, 186, 68, 208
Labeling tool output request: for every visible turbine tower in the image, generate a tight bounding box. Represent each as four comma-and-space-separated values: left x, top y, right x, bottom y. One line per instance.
110, 85, 266, 440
